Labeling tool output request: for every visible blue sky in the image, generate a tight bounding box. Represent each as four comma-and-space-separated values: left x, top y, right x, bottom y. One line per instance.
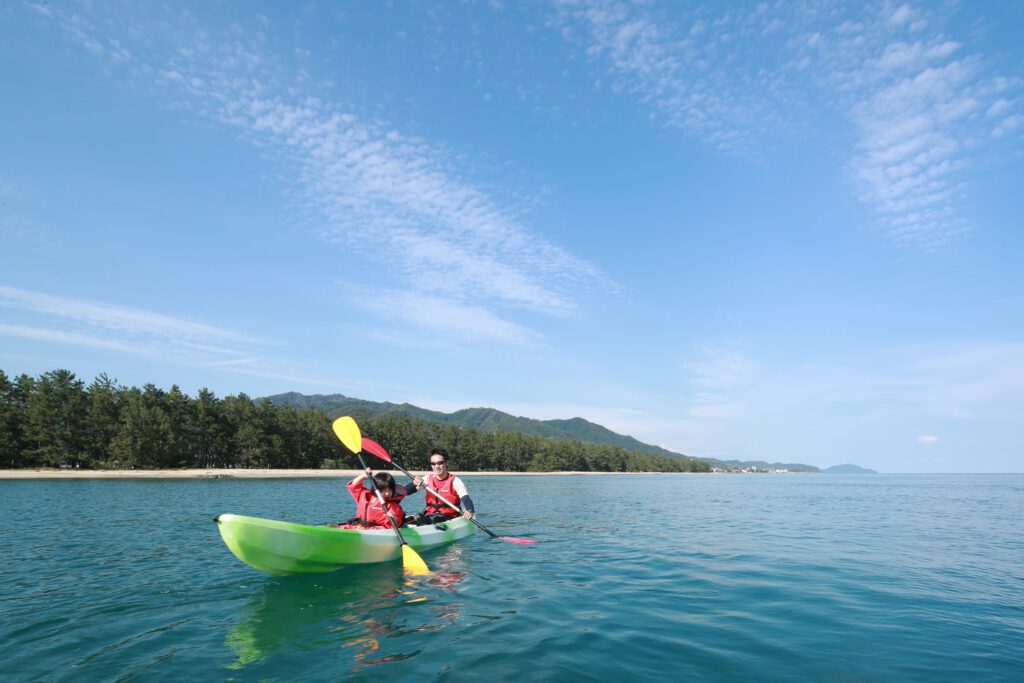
2, 1, 1022, 473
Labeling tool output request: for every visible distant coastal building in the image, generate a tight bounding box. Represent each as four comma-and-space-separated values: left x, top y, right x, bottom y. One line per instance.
711, 466, 794, 473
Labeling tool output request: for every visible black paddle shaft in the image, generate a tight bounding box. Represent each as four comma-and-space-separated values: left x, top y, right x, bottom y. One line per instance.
387, 460, 499, 540
356, 453, 410, 546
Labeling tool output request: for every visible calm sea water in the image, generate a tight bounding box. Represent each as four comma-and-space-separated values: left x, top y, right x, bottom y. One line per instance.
1, 474, 1022, 681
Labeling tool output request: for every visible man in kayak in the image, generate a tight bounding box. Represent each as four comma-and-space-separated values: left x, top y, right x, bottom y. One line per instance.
341, 468, 418, 529
406, 447, 475, 525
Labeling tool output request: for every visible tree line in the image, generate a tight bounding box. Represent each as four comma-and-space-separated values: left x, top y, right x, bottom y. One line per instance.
0, 370, 709, 473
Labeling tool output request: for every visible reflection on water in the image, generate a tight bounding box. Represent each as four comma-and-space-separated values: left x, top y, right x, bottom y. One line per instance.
8, 476, 1017, 681
226, 545, 469, 674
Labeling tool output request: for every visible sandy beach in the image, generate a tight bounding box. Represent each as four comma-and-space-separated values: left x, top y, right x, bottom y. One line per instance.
0, 468, 649, 479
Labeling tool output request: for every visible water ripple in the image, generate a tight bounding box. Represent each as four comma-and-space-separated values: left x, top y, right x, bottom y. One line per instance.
1, 475, 1022, 681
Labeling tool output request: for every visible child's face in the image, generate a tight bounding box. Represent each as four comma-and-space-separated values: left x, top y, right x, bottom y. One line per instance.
381, 487, 393, 498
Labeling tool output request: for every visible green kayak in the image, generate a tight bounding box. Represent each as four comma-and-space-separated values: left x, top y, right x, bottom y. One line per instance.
215, 513, 475, 575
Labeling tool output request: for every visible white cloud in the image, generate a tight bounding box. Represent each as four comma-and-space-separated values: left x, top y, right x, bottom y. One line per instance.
687, 343, 757, 391
29, 3, 131, 63
782, 341, 1024, 422
0, 174, 29, 201
987, 99, 1011, 118
0, 323, 146, 355
888, 5, 915, 27
684, 342, 757, 419
906, 342, 1024, 416
993, 114, 1023, 139
554, 1, 1021, 250
0, 287, 334, 387
555, 0, 787, 153
34, 2, 612, 346
0, 175, 47, 240
689, 402, 746, 419
793, 6, 1017, 249
848, 49, 985, 249
170, 39, 610, 319
341, 282, 542, 348
917, 434, 939, 444
0, 286, 251, 344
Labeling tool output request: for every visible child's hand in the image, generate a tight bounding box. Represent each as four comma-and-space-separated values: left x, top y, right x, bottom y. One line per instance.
364, 467, 373, 476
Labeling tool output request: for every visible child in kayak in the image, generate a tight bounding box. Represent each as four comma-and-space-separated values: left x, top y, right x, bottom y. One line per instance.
340, 468, 419, 529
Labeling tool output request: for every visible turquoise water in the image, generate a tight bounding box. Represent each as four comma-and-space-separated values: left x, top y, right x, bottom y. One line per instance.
1, 474, 1022, 681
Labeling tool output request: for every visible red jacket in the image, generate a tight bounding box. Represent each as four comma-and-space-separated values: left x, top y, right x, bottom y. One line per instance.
424, 473, 462, 517
346, 478, 406, 528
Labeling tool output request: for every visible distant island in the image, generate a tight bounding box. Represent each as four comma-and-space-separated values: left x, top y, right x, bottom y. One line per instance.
822, 464, 878, 474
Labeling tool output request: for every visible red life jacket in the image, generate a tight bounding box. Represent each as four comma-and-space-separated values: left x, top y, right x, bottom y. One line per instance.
425, 473, 462, 517
347, 479, 405, 528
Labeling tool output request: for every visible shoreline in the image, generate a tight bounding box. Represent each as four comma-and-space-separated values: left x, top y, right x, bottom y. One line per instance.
0, 468, 687, 480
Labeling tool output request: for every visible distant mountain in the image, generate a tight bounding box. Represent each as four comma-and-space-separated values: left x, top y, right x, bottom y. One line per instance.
822, 463, 878, 474
267, 392, 687, 459
266, 392, 823, 472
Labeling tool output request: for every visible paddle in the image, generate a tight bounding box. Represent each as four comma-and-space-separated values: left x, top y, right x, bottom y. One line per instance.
332, 416, 430, 574
361, 437, 537, 545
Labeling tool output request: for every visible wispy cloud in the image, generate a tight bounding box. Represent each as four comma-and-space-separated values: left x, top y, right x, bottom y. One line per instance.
662, 338, 1024, 460
339, 282, 543, 348
836, 6, 1013, 250
777, 340, 1024, 422
0, 286, 251, 344
28, 2, 131, 62
31, 3, 611, 346
0, 174, 30, 201
554, 1, 1021, 249
555, 0, 791, 154
0, 323, 147, 355
0, 173, 47, 240
477, 339, 1023, 460
0, 286, 332, 387
899, 341, 1024, 419
176, 72, 609, 319
684, 342, 757, 419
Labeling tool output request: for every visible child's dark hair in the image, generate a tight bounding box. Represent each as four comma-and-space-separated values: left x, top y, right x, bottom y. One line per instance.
373, 472, 396, 492
429, 447, 449, 462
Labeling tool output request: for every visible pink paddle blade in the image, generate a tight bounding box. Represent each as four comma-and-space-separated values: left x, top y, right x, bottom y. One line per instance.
500, 536, 538, 544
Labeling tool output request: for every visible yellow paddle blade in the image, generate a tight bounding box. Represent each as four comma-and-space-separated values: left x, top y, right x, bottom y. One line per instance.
332, 416, 362, 454
402, 545, 430, 575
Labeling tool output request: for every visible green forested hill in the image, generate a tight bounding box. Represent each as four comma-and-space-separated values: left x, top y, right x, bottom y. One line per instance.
0, 370, 708, 472
266, 392, 687, 460
0, 369, 801, 473
267, 392, 823, 472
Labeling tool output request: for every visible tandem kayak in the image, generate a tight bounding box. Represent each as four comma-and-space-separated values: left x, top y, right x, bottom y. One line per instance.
214, 513, 475, 575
